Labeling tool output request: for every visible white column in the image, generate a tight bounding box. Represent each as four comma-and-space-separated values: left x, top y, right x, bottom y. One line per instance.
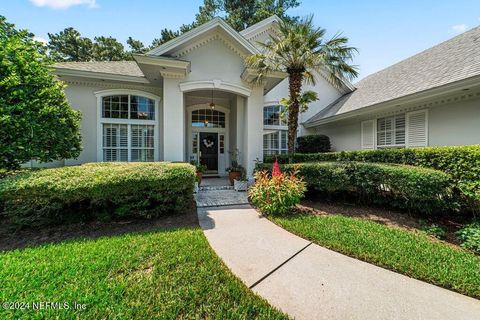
163, 77, 185, 161
244, 86, 264, 176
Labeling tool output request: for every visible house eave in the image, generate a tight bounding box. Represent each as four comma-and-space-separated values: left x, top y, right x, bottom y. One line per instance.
241, 68, 287, 93
304, 74, 480, 128
53, 67, 150, 84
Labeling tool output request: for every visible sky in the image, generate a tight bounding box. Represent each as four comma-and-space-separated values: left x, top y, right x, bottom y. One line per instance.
2, 0, 480, 81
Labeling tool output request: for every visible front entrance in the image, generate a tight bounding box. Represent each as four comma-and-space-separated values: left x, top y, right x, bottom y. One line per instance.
200, 132, 218, 172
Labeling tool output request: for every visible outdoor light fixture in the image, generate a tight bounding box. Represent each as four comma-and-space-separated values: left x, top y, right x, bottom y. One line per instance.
209, 89, 215, 109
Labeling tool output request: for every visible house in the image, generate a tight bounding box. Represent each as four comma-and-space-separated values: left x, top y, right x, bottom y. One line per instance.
50, 15, 479, 176
304, 26, 480, 151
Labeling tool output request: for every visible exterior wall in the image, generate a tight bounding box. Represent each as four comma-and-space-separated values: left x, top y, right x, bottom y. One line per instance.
312, 96, 480, 151
61, 79, 161, 165
264, 73, 344, 137
180, 38, 246, 87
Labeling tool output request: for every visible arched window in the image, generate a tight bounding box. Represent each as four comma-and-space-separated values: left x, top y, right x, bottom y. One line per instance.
192, 109, 225, 128
102, 95, 155, 120
99, 93, 157, 162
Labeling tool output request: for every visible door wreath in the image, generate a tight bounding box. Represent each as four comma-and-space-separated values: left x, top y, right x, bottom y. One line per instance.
202, 137, 215, 148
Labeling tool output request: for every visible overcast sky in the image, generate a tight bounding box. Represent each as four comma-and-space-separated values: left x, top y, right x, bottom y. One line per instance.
2, 0, 480, 81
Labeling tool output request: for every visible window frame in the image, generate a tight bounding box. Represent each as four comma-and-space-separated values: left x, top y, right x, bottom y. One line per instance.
263, 130, 288, 155
263, 105, 288, 128
95, 89, 160, 162
376, 114, 406, 148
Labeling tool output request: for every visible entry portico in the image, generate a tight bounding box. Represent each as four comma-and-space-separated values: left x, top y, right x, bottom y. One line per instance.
133, 17, 284, 175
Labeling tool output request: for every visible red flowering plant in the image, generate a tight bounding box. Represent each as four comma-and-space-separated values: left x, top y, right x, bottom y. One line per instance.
249, 159, 306, 215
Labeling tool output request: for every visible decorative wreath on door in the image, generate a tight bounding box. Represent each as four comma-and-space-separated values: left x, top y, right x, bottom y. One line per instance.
202, 137, 215, 148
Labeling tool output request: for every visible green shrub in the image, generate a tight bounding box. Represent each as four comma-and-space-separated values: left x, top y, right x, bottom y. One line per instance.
296, 135, 330, 153
256, 162, 456, 214
420, 222, 447, 239
0, 162, 196, 227
249, 169, 306, 215
264, 145, 480, 212
456, 221, 480, 254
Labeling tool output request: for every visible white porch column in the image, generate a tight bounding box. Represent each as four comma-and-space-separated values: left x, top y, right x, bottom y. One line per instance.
163, 77, 185, 161
243, 86, 264, 176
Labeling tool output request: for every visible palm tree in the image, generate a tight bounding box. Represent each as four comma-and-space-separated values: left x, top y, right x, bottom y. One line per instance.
246, 15, 358, 158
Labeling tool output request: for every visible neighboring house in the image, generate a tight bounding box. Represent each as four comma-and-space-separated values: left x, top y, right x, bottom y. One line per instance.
50, 15, 348, 175
304, 26, 480, 151
48, 15, 479, 175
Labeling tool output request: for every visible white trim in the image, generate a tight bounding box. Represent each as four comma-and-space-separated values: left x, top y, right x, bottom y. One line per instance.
95, 89, 161, 162
147, 17, 259, 56
179, 80, 252, 97
54, 68, 149, 84
239, 15, 281, 38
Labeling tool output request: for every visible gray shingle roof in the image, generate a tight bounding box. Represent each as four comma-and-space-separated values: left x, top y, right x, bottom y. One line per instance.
53, 61, 145, 78
306, 26, 480, 124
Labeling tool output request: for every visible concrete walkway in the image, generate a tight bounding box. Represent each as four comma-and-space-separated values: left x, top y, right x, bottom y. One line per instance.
197, 202, 480, 320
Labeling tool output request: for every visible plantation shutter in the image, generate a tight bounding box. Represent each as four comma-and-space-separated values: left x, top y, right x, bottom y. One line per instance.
406, 110, 428, 147
361, 120, 375, 150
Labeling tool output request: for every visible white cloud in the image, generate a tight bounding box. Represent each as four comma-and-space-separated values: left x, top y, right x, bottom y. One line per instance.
452, 24, 468, 33
34, 36, 48, 44
29, 0, 98, 10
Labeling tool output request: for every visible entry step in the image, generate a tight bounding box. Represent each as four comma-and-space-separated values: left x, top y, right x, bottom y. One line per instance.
199, 185, 234, 191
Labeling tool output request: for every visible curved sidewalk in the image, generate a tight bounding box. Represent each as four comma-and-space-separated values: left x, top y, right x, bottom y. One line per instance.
197, 204, 480, 320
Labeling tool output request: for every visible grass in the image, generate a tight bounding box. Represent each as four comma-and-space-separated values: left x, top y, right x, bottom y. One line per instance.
0, 227, 288, 319
271, 213, 480, 299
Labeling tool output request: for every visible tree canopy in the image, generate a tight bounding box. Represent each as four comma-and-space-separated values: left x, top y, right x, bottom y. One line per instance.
0, 16, 82, 169
46, 0, 301, 62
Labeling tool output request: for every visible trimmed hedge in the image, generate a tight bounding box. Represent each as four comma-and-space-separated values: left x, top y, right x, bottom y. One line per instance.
296, 135, 331, 153
256, 162, 456, 214
0, 162, 196, 227
264, 145, 480, 211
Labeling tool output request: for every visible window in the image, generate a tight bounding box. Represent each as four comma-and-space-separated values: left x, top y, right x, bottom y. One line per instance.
219, 134, 225, 154
263, 130, 288, 155
377, 114, 405, 148
263, 105, 287, 126
100, 94, 157, 162
192, 109, 225, 128
102, 95, 154, 120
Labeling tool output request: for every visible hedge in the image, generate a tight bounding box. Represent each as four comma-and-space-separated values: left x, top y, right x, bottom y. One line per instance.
264, 145, 480, 212
296, 135, 331, 153
0, 162, 196, 227
256, 162, 456, 215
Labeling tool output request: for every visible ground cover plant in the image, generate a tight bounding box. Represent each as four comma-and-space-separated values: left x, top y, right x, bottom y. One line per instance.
0, 226, 289, 319
0, 162, 195, 227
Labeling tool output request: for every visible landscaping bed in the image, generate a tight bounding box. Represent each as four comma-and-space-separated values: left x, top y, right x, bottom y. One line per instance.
269, 201, 480, 299
0, 162, 196, 227
0, 222, 288, 319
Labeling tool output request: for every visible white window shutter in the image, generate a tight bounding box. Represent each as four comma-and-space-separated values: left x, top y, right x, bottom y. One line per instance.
361, 120, 375, 150
406, 110, 428, 147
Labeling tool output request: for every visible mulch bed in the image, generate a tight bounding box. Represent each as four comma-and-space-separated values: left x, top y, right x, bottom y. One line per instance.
297, 198, 467, 246
0, 201, 198, 252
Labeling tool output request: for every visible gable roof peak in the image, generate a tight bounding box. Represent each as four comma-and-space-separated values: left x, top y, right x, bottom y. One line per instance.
147, 16, 258, 57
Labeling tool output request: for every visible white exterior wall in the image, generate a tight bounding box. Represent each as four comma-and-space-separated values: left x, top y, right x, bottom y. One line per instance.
61, 81, 162, 165
163, 77, 185, 161
313, 96, 480, 151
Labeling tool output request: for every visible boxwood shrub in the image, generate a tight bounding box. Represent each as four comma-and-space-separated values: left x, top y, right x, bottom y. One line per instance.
0, 162, 196, 227
256, 162, 456, 215
264, 145, 480, 212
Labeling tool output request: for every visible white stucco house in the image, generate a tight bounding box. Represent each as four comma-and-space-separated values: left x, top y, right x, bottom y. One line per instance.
50, 15, 480, 175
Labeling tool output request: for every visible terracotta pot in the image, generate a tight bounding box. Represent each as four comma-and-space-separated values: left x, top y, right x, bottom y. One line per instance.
228, 171, 241, 186
196, 172, 203, 185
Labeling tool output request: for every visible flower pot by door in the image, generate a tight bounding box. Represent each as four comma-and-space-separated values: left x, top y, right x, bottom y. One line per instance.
228, 171, 241, 186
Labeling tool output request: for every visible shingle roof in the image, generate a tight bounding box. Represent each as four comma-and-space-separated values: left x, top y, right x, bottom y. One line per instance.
53, 61, 145, 78
306, 26, 480, 124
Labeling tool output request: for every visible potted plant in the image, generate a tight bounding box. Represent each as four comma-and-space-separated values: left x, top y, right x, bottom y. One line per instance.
190, 160, 207, 185
234, 172, 248, 192
226, 149, 244, 186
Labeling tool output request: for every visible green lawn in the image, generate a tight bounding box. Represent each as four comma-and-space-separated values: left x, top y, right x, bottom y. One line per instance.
0, 227, 288, 319
271, 213, 480, 299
